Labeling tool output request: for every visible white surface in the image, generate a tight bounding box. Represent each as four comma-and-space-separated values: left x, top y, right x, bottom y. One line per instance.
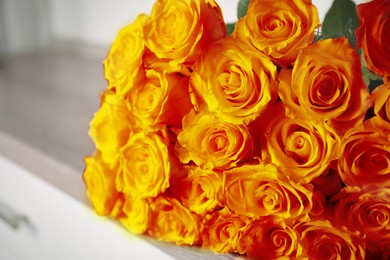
0, 155, 174, 260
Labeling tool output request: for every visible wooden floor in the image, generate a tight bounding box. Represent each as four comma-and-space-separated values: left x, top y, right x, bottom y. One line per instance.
0, 43, 108, 173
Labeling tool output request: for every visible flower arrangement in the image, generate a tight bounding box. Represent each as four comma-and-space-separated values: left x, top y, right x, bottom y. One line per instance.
83, 0, 390, 258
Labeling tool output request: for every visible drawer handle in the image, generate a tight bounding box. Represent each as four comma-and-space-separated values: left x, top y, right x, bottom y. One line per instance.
0, 199, 27, 229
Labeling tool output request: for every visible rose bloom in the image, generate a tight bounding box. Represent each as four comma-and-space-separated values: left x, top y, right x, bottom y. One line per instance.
295, 220, 366, 260
201, 207, 248, 254
83, 153, 120, 216
237, 216, 300, 259
338, 117, 390, 188
117, 131, 170, 198
89, 90, 132, 166
223, 163, 313, 221
371, 81, 390, 123
118, 194, 151, 235
356, 0, 390, 77
265, 103, 340, 184
104, 14, 148, 95
332, 186, 390, 254
171, 166, 223, 215
176, 111, 253, 170
143, 0, 225, 66
190, 36, 278, 125
279, 38, 371, 134
302, 192, 324, 221
148, 196, 200, 245
233, 0, 320, 67
311, 168, 343, 197
127, 70, 192, 131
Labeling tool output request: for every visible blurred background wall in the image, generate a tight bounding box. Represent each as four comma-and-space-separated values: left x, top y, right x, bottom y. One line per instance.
0, 0, 49, 53
0, 0, 365, 54
0, 0, 238, 54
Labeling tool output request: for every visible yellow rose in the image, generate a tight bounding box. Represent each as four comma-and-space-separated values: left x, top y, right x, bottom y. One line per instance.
116, 131, 170, 198
279, 38, 371, 134
201, 207, 248, 254
148, 196, 200, 245
371, 82, 390, 123
127, 70, 192, 131
104, 14, 148, 95
142, 51, 191, 76
83, 153, 120, 216
332, 186, 390, 254
234, 0, 320, 67
171, 166, 223, 215
356, 0, 390, 78
265, 104, 340, 184
223, 163, 313, 221
295, 220, 366, 260
143, 0, 225, 66
237, 216, 300, 259
89, 90, 132, 165
118, 194, 151, 235
338, 117, 390, 188
190, 36, 278, 125
176, 111, 253, 170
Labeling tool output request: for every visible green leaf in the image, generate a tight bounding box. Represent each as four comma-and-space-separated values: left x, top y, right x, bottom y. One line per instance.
361, 56, 383, 92
237, 0, 250, 19
225, 23, 236, 36
322, 0, 359, 46
344, 19, 356, 48
368, 79, 384, 93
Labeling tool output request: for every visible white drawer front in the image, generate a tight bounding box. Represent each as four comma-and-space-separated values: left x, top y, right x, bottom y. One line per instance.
0, 155, 173, 260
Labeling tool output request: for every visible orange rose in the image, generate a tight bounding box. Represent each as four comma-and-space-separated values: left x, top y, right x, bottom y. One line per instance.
338, 117, 390, 188
279, 38, 371, 134
223, 163, 313, 221
371, 81, 390, 123
234, 0, 320, 67
148, 196, 200, 245
295, 220, 366, 260
190, 36, 278, 125
201, 207, 248, 254
176, 111, 253, 170
89, 90, 132, 165
104, 14, 148, 95
116, 131, 170, 198
83, 153, 119, 216
265, 104, 340, 184
332, 186, 390, 254
119, 194, 151, 235
237, 216, 300, 259
143, 0, 225, 67
171, 166, 223, 215
311, 168, 343, 197
356, 0, 390, 77
127, 70, 192, 131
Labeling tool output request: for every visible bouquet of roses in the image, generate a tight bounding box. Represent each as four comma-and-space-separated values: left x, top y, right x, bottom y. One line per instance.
83, 0, 390, 258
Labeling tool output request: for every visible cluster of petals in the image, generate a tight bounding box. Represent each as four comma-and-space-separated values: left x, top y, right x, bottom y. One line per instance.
83, 0, 390, 258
